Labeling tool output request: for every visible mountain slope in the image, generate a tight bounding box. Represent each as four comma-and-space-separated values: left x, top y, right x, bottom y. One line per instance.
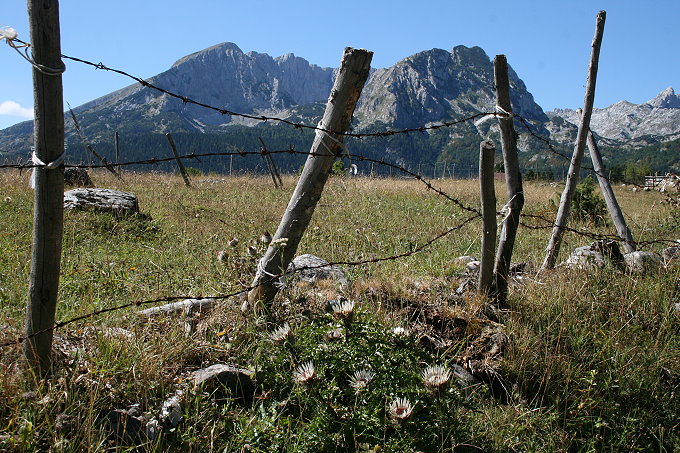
549, 87, 680, 141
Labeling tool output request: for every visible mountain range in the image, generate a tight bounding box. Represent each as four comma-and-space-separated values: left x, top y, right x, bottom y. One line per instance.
0, 42, 678, 175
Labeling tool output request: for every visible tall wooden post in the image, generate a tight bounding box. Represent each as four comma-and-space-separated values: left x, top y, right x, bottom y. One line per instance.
248, 48, 372, 309
541, 10, 606, 271
114, 130, 120, 165
580, 111, 636, 253
165, 133, 191, 187
24, 0, 66, 377
478, 140, 497, 295
492, 55, 525, 306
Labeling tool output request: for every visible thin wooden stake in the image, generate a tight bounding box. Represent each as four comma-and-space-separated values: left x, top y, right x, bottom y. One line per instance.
492, 55, 525, 306
248, 47, 372, 309
541, 10, 606, 271
69, 108, 121, 179
578, 111, 636, 253
24, 0, 65, 377
165, 133, 191, 187
478, 140, 497, 295
259, 138, 283, 188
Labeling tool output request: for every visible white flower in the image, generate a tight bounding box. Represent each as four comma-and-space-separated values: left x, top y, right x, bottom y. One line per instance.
349, 369, 375, 392
388, 397, 414, 423
270, 323, 292, 343
294, 361, 316, 384
392, 326, 409, 337
421, 365, 451, 390
330, 299, 355, 320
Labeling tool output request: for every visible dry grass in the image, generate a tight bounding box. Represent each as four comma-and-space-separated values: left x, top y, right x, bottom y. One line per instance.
0, 169, 678, 452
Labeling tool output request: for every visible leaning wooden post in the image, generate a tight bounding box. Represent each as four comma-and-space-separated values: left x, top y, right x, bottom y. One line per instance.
541, 10, 606, 271
165, 133, 191, 187
492, 55, 525, 306
478, 140, 497, 296
24, 0, 66, 377
247, 48, 373, 309
579, 110, 636, 253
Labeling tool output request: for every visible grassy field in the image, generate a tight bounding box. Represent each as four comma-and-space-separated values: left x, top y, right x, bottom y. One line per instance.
0, 169, 678, 452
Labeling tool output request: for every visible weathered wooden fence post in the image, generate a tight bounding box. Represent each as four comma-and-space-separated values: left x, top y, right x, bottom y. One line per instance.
541, 10, 606, 271
114, 130, 120, 165
165, 133, 191, 187
579, 110, 636, 253
247, 47, 373, 309
24, 0, 66, 377
492, 55, 525, 306
478, 140, 497, 295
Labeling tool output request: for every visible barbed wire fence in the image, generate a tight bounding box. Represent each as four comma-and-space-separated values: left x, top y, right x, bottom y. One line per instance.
1, 36, 678, 352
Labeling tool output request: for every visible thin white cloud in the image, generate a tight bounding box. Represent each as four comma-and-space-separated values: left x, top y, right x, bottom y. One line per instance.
0, 100, 33, 118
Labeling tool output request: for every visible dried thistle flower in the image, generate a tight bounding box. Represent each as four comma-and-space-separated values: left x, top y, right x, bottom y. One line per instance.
228, 237, 239, 247
349, 369, 375, 392
330, 299, 355, 320
293, 361, 316, 385
260, 231, 272, 244
388, 397, 414, 424
392, 326, 409, 337
421, 365, 451, 390
270, 323, 292, 343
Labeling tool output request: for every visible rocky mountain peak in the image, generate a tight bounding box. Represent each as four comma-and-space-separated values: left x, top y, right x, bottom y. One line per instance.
646, 87, 680, 108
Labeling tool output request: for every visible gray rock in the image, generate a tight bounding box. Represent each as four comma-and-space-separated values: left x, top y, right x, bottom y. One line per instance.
623, 251, 662, 273
190, 364, 255, 402
284, 254, 348, 287
64, 188, 138, 215
159, 393, 183, 428
662, 246, 680, 267
452, 364, 483, 393
563, 240, 624, 270
63, 168, 93, 187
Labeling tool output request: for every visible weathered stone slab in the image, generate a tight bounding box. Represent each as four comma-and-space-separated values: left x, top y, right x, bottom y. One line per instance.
190, 364, 255, 402
64, 188, 138, 215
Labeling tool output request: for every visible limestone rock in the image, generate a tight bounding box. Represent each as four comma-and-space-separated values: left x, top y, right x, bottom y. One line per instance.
563, 240, 624, 270
623, 251, 662, 273
284, 254, 348, 287
662, 246, 680, 267
64, 188, 138, 215
190, 364, 255, 402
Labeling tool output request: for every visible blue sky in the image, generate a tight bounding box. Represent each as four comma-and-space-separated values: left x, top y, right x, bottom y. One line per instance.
1, 0, 678, 130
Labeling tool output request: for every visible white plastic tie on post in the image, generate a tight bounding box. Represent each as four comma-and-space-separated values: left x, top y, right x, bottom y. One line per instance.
315, 122, 351, 162
474, 105, 514, 128
257, 258, 285, 289
29, 151, 65, 189
497, 193, 519, 229
0, 27, 18, 41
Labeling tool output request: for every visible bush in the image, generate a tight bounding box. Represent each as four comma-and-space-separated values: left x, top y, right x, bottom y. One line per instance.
572, 175, 608, 224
